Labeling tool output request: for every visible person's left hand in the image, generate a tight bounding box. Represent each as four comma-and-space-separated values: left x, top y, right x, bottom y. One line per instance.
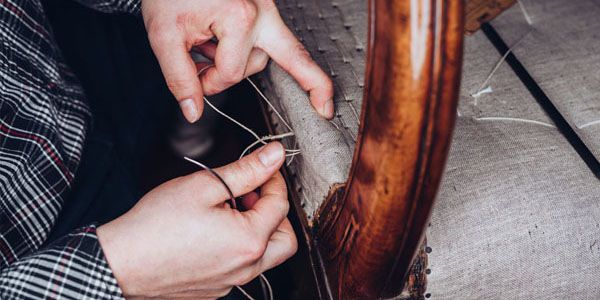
97, 142, 296, 299
141, 0, 334, 123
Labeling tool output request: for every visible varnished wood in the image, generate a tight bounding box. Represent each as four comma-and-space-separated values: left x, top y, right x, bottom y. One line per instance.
314, 1, 464, 299
465, 0, 515, 34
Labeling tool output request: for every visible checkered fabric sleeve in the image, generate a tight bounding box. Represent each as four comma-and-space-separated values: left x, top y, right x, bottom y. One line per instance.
73, 0, 141, 14
0, 225, 124, 300
0, 0, 145, 299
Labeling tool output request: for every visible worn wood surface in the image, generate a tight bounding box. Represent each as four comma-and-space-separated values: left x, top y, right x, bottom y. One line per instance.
314, 0, 464, 299
465, 0, 515, 34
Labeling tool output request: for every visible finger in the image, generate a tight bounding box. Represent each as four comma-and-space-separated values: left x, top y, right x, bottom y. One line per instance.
240, 191, 260, 210
244, 172, 289, 239
258, 218, 298, 271
194, 42, 269, 78
257, 16, 334, 119
193, 142, 285, 204
149, 32, 204, 123
200, 32, 254, 96
245, 48, 270, 77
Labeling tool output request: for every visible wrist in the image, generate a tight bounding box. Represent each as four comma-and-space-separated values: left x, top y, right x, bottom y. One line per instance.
97, 220, 139, 296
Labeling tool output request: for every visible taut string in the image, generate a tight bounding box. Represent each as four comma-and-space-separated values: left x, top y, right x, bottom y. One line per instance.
183, 77, 300, 300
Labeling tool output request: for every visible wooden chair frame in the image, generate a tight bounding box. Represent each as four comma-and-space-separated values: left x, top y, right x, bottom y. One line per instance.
261, 1, 464, 298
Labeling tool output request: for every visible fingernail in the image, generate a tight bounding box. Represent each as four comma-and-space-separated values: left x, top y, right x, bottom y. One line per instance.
180, 98, 199, 123
258, 142, 284, 167
321, 100, 334, 119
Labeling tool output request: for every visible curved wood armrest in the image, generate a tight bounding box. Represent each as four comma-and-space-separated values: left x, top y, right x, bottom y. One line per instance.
315, 1, 464, 299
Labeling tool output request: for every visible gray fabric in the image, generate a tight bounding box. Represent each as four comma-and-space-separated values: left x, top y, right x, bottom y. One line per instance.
260, 0, 366, 217
267, 0, 600, 298
426, 2, 600, 298
457, 31, 553, 125
427, 118, 600, 300
491, 0, 600, 161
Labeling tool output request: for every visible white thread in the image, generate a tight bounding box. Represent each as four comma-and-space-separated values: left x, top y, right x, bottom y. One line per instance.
260, 276, 268, 300
204, 96, 299, 156
246, 78, 293, 132
578, 119, 600, 129
286, 152, 302, 158
204, 97, 262, 141
471, 86, 493, 98
240, 132, 296, 159
197, 64, 213, 75
518, 0, 533, 25
475, 116, 556, 128
471, 29, 532, 100
184, 77, 303, 300
184, 156, 274, 300
259, 274, 273, 300
236, 285, 256, 300
347, 101, 360, 123
329, 119, 341, 130
286, 140, 299, 166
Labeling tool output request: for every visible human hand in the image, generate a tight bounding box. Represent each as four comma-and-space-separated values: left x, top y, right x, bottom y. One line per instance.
141, 0, 334, 123
97, 142, 297, 299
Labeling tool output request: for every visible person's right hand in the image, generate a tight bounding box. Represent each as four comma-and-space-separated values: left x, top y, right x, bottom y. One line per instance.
141, 0, 334, 123
97, 142, 297, 299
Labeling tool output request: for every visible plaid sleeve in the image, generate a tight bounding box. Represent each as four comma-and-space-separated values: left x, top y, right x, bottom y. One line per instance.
72, 0, 141, 14
0, 225, 124, 300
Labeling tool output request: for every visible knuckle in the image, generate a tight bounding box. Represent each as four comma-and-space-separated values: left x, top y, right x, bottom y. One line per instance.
145, 17, 180, 45
314, 75, 333, 93
175, 12, 192, 33
274, 196, 289, 215
256, 55, 269, 71
231, 0, 258, 28
221, 67, 245, 85
236, 160, 262, 186
144, 16, 160, 36
260, 0, 276, 10
148, 25, 175, 45
294, 42, 311, 60
201, 77, 221, 95
286, 233, 299, 256
235, 266, 259, 286
165, 77, 192, 95
242, 236, 267, 262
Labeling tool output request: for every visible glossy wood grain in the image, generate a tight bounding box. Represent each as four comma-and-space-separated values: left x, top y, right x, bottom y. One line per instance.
314, 1, 464, 298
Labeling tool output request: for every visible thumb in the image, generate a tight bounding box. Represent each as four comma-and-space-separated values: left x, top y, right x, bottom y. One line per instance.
194, 142, 286, 205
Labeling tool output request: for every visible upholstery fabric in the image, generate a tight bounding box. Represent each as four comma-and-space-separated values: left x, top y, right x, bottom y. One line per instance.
427, 118, 600, 299
260, 0, 366, 217
425, 1, 600, 298
491, 0, 600, 160
267, 0, 600, 298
